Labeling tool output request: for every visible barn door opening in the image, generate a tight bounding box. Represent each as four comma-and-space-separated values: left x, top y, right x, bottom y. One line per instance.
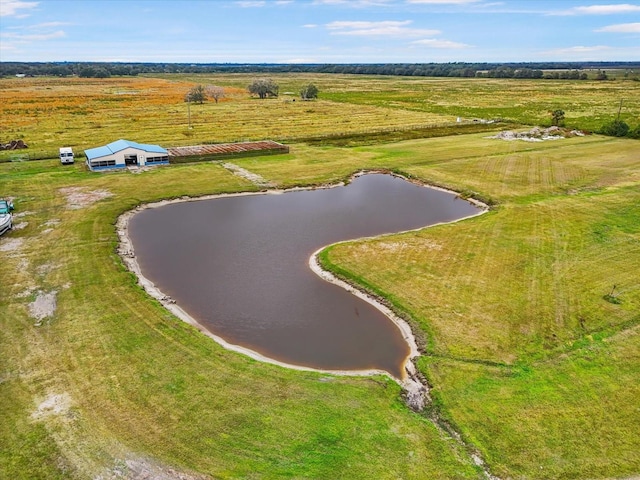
124, 154, 138, 165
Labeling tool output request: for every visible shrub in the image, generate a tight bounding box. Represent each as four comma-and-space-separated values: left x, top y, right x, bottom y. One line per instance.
599, 119, 630, 137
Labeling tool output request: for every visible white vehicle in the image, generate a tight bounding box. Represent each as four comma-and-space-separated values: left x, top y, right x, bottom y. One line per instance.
59, 147, 74, 164
0, 199, 13, 236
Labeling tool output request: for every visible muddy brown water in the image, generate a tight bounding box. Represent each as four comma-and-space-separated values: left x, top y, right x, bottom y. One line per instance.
128, 173, 481, 378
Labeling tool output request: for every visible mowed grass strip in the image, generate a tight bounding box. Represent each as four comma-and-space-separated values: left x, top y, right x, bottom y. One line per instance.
321, 134, 640, 478
1, 158, 480, 479
424, 325, 640, 480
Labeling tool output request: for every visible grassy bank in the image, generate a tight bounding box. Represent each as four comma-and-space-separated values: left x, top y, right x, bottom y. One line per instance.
318, 135, 640, 479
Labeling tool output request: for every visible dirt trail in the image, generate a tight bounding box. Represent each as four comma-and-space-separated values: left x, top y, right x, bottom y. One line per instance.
221, 162, 274, 187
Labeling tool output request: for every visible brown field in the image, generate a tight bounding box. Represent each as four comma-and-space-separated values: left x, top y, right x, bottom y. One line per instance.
0, 75, 452, 161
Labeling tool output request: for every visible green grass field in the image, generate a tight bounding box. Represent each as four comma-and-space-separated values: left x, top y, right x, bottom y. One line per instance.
1, 74, 639, 479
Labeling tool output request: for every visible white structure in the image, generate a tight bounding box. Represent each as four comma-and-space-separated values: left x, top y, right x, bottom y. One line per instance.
59, 147, 74, 164
84, 139, 169, 171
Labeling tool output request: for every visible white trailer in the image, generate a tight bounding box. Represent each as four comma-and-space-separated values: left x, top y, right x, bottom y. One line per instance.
59, 147, 74, 164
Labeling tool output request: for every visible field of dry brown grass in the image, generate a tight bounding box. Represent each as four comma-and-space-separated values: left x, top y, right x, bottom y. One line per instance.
0, 75, 453, 161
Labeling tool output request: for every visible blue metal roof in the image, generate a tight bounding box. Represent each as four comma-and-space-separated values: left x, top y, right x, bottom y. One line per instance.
85, 139, 167, 161
84, 145, 113, 161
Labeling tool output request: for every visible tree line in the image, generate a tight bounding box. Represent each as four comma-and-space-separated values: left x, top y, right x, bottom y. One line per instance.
185, 79, 318, 103
2, 61, 639, 80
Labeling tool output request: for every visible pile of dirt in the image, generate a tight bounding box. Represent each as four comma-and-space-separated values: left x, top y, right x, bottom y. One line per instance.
0, 139, 28, 150
488, 126, 586, 142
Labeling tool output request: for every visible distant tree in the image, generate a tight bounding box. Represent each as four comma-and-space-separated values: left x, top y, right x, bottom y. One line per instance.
300, 83, 318, 100
78, 66, 96, 78
248, 78, 279, 99
185, 85, 206, 104
595, 69, 608, 80
206, 85, 225, 103
514, 68, 543, 79
550, 109, 565, 126
93, 67, 111, 78
489, 66, 515, 78
629, 125, 640, 139
599, 119, 630, 137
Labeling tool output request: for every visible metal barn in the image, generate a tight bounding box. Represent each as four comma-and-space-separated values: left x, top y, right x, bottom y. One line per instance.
84, 139, 169, 171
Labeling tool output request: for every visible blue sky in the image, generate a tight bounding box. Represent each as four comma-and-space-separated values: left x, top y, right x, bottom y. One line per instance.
1, 0, 639, 63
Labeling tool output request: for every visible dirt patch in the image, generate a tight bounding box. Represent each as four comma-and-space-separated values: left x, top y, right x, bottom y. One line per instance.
0, 237, 24, 252
36, 263, 58, 275
13, 210, 34, 218
127, 166, 152, 174
59, 187, 113, 209
41, 219, 61, 227
18, 257, 29, 271
12, 221, 28, 230
17, 286, 37, 298
98, 457, 210, 480
487, 126, 585, 142
29, 290, 57, 325
32, 392, 71, 419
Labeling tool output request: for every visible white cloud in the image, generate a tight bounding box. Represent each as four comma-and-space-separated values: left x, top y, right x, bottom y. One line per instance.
407, 0, 480, 4
313, 0, 394, 6
596, 22, 640, 33
303, 24, 319, 28
22, 21, 71, 29
542, 45, 611, 55
327, 20, 440, 37
411, 38, 471, 48
282, 58, 318, 63
554, 3, 640, 15
235, 1, 265, 7
537, 44, 640, 61
0, 0, 39, 17
574, 3, 640, 14
1, 30, 66, 41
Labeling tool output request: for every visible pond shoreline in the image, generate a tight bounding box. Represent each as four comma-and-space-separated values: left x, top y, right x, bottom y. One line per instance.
116, 170, 488, 410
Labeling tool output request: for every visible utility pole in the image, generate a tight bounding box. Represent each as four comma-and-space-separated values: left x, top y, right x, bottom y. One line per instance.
187, 99, 192, 129
616, 99, 623, 121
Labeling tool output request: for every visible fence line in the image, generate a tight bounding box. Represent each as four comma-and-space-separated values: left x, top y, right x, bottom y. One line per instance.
277, 119, 510, 143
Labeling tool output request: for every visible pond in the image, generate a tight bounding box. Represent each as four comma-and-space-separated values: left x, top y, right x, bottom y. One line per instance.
127, 173, 482, 379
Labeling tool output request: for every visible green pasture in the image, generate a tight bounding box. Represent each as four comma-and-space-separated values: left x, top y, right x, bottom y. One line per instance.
1, 74, 639, 479
160, 73, 640, 132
